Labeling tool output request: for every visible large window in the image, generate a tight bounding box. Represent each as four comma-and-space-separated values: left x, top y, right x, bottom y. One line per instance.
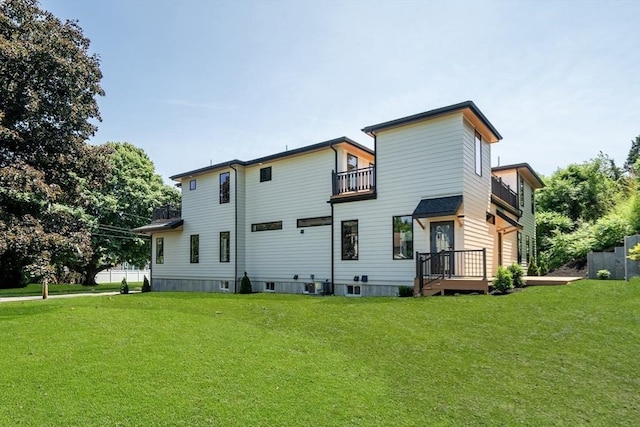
220, 231, 230, 262
251, 221, 282, 232
342, 220, 358, 260
190, 234, 199, 263
156, 237, 164, 264
393, 216, 413, 260
220, 172, 230, 204
260, 166, 272, 182
474, 131, 482, 176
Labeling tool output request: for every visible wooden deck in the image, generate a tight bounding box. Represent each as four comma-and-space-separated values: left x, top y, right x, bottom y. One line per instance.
414, 277, 489, 296
414, 275, 583, 296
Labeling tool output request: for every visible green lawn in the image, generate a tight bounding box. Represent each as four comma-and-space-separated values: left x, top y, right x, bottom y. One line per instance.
0, 279, 638, 426
0, 282, 139, 297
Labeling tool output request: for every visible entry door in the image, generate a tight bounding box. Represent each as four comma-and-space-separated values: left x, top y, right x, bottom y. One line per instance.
430, 221, 454, 275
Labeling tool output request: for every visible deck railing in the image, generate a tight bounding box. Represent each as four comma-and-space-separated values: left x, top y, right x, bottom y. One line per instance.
491, 175, 518, 211
332, 166, 375, 196
416, 249, 487, 289
152, 205, 181, 221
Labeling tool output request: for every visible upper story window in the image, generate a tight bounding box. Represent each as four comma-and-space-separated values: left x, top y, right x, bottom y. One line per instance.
156, 237, 164, 264
220, 172, 230, 204
189, 179, 196, 190
251, 221, 282, 232
342, 220, 358, 260
393, 216, 413, 260
531, 193, 535, 214
474, 132, 482, 176
297, 216, 332, 227
260, 166, 272, 182
347, 154, 358, 171
520, 177, 525, 207
190, 234, 199, 263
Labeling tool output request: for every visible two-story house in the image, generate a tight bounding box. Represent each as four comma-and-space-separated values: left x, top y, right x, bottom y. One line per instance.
134, 101, 543, 296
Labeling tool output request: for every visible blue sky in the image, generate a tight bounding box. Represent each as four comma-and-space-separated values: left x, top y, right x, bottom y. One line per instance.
42, 0, 640, 181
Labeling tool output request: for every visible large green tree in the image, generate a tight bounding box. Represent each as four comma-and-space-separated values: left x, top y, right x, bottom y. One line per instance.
80, 142, 180, 285
0, 0, 107, 287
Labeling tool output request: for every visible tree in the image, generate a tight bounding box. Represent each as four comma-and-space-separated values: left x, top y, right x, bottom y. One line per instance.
624, 136, 640, 173
79, 142, 180, 285
0, 0, 106, 287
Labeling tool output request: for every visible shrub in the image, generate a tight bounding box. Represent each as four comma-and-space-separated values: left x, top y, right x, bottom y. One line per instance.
120, 277, 129, 294
492, 266, 513, 293
508, 263, 525, 288
398, 286, 413, 297
628, 243, 640, 261
239, 272, 252, 294
142, 276, 151, 293
591, 213, 630, 251
527, 260, 539, 276
597, 269, 611, 280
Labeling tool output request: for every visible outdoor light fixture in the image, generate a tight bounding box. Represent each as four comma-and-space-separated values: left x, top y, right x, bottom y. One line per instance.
293, 274, 298, 280
353, 276, 360, 282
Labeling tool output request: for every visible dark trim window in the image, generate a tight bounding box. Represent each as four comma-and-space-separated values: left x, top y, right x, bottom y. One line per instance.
265, 282, 275, 292
517, 231, 522, 264
156, 237, 164, 264
393, 216, 413, 260
189, 179, 196, 190
190, 234, 199, 263
260, 166, 272, 182
297, 216, 332, 227
474, 131, 482, 176
342, 220, 358, 260
220, 172, 230, 204
520, 177, 525, 207
525, 235, 531, 264
252, 221, 282, 232
220, 231, 230, 262
347, 285, 361, 296
531, 193, 535, 214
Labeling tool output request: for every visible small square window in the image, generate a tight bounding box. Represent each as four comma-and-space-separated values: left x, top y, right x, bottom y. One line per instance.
220, 280, 230, 291
347, 285, 361, 296
189, 179, 196, 190
260, 167, 272, 182
265, 282, 275, 292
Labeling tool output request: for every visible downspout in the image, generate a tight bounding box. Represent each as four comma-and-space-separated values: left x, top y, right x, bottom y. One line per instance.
330, 142, 338, 294
230, 163, 239, 293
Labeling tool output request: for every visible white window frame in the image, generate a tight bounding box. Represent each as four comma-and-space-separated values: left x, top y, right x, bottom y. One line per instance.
346, 284, 361, 296
219, 280, 230, 291
264, 281, 275, 292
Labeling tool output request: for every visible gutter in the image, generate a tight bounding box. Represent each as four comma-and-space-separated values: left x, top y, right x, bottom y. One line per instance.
329, 142, 338, 295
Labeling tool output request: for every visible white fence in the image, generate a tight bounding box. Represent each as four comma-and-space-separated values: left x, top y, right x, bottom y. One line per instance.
95, 269, 150, 284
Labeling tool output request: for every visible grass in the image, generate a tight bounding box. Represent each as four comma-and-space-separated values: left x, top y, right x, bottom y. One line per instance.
0, 282, 140, 297
0, 279, 638, 426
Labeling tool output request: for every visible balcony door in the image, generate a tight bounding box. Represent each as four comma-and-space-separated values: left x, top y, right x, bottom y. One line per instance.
347, 154, 358, 191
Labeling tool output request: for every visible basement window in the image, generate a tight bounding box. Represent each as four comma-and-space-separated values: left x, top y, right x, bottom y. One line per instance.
264, 282, 275, 292
346, 285, 361, 296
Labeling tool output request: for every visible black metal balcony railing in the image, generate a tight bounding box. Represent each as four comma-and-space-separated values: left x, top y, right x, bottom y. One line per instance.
416, 249, 487, 285
152, 205, 181, 221
491, 176, 518, 211
332, 166, 375, 196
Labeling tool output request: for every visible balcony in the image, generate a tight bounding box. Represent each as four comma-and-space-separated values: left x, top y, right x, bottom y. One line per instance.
152, 205, 182, 221
491, 176, 519, 214
331, 166, 376, 202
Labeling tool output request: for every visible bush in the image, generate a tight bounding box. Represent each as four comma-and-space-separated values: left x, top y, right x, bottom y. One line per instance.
239, 272, 252, 294
492, 266, 513, 293
591, 213, 630, 251
120, 277, 129, 294
142, 276, 151, 293
398, 286, 413, 297
527, 260, 539, 276
597, 269, 611, 280
628, 243, 640, 261
508, 263, 525, 288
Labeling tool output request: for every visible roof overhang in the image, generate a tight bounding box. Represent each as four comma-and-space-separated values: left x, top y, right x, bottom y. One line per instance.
412, 195, 463, 219
495, 210, 522, 234
362, 101, 502, 143
132, 219, 184, 234
492, 163, 545, 189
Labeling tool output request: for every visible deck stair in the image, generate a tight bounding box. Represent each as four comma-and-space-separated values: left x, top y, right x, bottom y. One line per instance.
415, 249, 488, 296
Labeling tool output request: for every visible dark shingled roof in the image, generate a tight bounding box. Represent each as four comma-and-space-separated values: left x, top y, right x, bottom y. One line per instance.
412, 195, 463, 219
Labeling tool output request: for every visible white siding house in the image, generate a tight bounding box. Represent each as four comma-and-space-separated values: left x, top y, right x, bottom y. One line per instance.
135, 101, 543, 296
